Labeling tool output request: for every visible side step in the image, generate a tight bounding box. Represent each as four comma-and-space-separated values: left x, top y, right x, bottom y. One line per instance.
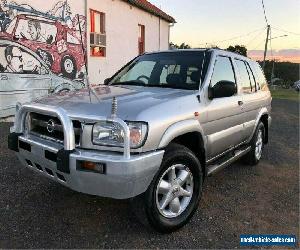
207, 146, 251, 176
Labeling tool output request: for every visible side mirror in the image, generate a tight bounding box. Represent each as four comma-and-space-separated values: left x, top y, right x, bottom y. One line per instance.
104, 78, 111, 85
208, 80, 237, 99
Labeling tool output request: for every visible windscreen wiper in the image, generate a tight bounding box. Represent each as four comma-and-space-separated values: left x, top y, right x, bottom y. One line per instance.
110, 80, 146, 86
147, 84, 194, 90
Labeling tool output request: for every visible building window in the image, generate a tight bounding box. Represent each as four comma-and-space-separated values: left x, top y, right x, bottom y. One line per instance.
90, 9, 106, 57
138, 24, 145, 55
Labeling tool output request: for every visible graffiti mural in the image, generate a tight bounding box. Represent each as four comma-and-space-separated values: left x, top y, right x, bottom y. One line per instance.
0, 0, 86, 79
0, 0, 86, 118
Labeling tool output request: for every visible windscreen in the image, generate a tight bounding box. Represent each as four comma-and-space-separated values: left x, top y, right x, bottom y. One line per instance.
109, 51, 211, 90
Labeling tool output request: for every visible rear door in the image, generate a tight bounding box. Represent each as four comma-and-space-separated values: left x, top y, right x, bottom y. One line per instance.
233, 59, 261, 142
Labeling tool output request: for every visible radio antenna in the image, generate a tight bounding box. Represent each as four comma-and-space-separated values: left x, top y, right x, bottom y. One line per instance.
77, 14, 101, 103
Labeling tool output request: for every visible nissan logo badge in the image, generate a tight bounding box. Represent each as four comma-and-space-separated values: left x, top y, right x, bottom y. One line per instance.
47, 119, 55, 133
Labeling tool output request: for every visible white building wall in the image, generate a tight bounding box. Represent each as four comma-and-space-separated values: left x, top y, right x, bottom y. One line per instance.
87, 0, 171, 84
1, 0, 171, 84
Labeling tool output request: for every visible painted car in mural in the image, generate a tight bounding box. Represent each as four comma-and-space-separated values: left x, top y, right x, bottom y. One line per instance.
0, 39, 85, 118
0, 14, 86, 79
0, 0, 86, 79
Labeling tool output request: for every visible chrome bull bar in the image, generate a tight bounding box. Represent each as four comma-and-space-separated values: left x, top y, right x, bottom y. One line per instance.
14, 103, 131, 159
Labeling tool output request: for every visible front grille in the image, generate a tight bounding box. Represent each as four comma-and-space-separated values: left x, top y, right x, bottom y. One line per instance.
29, 113, 81, 145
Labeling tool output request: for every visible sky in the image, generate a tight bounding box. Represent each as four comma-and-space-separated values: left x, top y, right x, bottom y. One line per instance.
150, 0, 300, 63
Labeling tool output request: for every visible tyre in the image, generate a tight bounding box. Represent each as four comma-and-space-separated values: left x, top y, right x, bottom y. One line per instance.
131, 143, 203, 233
243, 121, 265, 166
61, 55, 77, 79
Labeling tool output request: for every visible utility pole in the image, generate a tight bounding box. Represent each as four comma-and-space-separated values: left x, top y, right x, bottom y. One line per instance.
263, 25, 271, 71
270, 59, 275, 84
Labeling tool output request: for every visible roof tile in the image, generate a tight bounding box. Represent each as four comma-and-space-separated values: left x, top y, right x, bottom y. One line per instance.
125, 0, 175, 23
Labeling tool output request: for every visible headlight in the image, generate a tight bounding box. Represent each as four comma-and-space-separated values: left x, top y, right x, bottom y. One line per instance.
92, 121, 148, 148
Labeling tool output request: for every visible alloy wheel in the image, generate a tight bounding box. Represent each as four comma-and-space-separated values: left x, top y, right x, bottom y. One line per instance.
255, 129, 263, 160
155, 164, 194, 218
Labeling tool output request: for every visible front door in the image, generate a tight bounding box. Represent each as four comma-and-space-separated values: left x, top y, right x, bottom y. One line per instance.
202, 55, 244, 159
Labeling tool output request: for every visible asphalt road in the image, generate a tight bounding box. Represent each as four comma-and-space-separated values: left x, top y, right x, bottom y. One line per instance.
0, 99, 299, 249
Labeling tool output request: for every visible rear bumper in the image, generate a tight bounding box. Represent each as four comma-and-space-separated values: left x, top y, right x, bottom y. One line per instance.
12, 135, 164, 199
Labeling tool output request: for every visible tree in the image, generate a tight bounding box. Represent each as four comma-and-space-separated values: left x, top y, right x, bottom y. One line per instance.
179, 43, 191, 49
260, 60, 299, 85
169, 42, 178, 49
169, 42, 191, 50
226, 45, 247, 56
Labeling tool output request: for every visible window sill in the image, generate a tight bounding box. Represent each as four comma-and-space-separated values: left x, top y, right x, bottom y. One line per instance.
90, 55, 106, 58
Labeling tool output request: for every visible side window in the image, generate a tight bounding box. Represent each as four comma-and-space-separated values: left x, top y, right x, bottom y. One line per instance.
119, 61, 155, 83
210, 56, 236, 87
245, 62, 257, 92
251, 62, 268, 91
235, 59, 252, 93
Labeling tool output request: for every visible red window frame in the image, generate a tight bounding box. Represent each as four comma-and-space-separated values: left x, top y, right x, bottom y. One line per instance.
90, 9, 106, 57
138, 24, 145, 55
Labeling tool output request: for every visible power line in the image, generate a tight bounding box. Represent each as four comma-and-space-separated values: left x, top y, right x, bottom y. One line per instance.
261, 0, 269, 25
272, 26, 300, 36
252, 38, 266, 50
197, 27, 266, 47
246, 27, 267, 47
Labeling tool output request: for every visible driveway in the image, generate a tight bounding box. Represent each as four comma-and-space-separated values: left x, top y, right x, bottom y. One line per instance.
0, 99, 298, 248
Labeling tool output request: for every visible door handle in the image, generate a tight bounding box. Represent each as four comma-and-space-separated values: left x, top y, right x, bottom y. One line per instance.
1, 75, 8, 80
238, 101, 244, 106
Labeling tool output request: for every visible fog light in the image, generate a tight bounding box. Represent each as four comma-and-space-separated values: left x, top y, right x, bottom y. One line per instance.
81, 161, 105, 174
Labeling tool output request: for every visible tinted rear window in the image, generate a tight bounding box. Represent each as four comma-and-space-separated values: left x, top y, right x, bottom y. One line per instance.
250, 62, 268, 91
235, 59, 252, 93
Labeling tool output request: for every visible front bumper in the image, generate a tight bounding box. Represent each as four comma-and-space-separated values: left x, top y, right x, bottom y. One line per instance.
10, 135, 164, 199
9, 103, 164, 199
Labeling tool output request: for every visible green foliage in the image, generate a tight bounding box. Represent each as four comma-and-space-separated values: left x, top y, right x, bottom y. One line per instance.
226, 45, 247, 56
261, 60, 299, 84
170, 42, 191, 49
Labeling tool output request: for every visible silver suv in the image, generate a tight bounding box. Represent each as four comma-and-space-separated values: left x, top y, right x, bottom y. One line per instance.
8, 49, 272, 233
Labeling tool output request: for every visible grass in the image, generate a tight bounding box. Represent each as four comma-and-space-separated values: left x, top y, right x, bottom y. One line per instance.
270, 87, 299, 102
